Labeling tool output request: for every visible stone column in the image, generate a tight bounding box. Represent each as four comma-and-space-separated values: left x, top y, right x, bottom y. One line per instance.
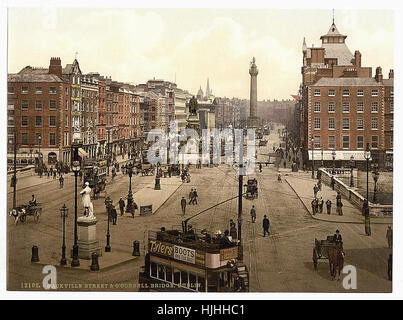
248, 57, 259, 128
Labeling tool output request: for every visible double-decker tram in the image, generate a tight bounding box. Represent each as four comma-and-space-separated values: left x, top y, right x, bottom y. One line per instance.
138, 225, 249, 292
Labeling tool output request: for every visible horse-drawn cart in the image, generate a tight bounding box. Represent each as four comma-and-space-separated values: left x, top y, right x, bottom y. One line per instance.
9, 203, 42, 225
313, 236, 344, 280
244, 178, 258, 200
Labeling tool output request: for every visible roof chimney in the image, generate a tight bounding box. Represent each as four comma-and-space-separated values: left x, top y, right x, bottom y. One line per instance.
48, 57, 62, 79
375, 67, 383, 83
354, 50, 361, 67
389, 69, 394, 79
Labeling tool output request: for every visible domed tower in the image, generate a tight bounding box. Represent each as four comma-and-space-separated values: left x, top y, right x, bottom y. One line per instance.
248, 57, 259, 128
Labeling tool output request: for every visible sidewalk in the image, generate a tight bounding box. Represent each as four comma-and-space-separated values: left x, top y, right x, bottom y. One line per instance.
286, 174, 392, 225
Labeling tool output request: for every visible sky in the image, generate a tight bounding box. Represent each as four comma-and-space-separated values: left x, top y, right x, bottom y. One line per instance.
8, 8, 394, 100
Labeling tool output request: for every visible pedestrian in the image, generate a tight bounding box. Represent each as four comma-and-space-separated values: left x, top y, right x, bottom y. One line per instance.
181, 196, 187, 216
59, 175, 64, 188
319, 197, 324, 213
336, 192, 343, 216
229, 219, 236, 229
262, 215, 270, 237
283, 160, 286, 168
386, 226, 393, 249
250, 205, 256, 223
311, 198, 317, 215
192, 189, 198, 205
326, 199, 332, 214
277, 172, 282, 182
119, 198, 125, 216
259, 163, 262, 173
333, 230, 343, 245
317, 180, 322, 191
53, 169, 57, 179
128, 202, 138, 218
230, 226, 237, 240
188, 188, 194, 205
331, 176, 335, 190
111, 205, 118, 225
313, 184, 318, 198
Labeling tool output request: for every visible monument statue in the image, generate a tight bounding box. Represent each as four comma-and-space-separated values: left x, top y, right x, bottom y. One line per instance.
80, 182, 95, 219
189, 96, 198, 115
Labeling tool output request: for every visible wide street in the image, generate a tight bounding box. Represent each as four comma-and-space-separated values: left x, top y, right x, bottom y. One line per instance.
7, 124, 392, 293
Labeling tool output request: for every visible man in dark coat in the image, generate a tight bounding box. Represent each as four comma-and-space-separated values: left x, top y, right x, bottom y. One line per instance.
111, 205, 118, 225
118, 198, 125, 216
262, 215, 270, 237
333, 230, 343, 245
326, 199, 332, 214
336, 192, 343, 216
181, 197, 187, 216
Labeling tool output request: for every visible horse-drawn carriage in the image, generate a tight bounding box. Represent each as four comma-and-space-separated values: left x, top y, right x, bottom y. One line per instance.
140, 163, 154, 176
244, 178, 258, 199
83, 160, 107, 199
313, 236, 344, 280
9, 203, 42, 225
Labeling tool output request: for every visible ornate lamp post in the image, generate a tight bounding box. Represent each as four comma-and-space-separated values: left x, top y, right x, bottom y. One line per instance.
311, 138, 314, 179
71, 158, 81, 267
125, 162, 134, 212
155, 162, 161, 190
372, 163, 380, 204
105, 197, 112, 252
349, 155, 355, 187
364, 143, 371, 201
60, 204, 68, 266
332, 150, 336, 175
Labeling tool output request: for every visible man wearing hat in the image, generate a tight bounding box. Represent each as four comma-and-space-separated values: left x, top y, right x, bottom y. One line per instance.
262, 215, 270, 237
333, 230, 343, 245
181, 196, 187, 216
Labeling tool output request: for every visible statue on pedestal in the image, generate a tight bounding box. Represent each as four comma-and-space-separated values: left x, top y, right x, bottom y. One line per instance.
80, 182, 95, 219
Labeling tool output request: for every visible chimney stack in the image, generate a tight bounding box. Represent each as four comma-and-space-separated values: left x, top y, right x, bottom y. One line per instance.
375, 67, 383, 83
354, 50, 361, 67
48, 57, 62, 79
389, 69, 394, 79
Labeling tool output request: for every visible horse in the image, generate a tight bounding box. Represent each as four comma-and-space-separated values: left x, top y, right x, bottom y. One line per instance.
328, 247, 344, 280
9, 206, 26, 225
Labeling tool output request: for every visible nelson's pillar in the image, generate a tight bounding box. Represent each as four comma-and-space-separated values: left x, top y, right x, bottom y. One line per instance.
248, 57, 259, 128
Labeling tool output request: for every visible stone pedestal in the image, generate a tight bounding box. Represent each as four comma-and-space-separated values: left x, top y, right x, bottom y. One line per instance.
77, 217, 102, 259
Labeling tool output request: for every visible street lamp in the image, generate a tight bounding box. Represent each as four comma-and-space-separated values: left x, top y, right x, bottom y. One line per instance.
364, 143, 371, 201
38, 134, 42, 165
124, 162, 134, 212
372, 163, 380, 203
311, 138, 314, 179
71, 158, 81, 267
349, 155, 355, 188
155, 162, 161, 190
332, 150, 336, 175
105, 197, 112, 252
60, 204, 68, 266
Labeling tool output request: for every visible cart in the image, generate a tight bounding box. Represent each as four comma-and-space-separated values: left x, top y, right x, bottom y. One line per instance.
244, 178, 258, 199
312, 236, 343, 270
9, 203, 42, 225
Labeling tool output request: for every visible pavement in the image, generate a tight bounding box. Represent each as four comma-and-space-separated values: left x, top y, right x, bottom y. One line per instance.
285, 172, 393, 225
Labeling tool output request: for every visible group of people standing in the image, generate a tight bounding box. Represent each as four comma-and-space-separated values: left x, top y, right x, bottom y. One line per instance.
311, 180, 343, 216
180, 188, 199, 215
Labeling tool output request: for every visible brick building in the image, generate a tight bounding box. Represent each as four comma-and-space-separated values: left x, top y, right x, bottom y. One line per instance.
298, 20, 394, 168
7, 58, 71, 166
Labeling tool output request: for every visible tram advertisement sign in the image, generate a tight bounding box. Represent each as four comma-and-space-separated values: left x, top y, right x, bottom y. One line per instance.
174, 245, 195, 264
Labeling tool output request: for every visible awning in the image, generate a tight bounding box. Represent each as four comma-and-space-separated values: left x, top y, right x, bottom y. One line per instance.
78, 148, 88, 158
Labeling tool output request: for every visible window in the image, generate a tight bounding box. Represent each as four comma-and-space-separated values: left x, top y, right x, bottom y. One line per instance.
342, 102, 350, 113
21, 133, 28, 145
371, 136, 378, 148
342, 89, 350, 97
65, 100, 69, 111
65, 115, 69, 128
357, 89, 364, 97
357, 118, 364, 130
328, 118, 335, 130
35, 100, 42, 110
357, 136, 364, 149
35, 133, 42, 146
8, 99, 15, 109
314, 102, 321, 113
49, 133, 56, 146
49, 100, 57, 110
371, 102, 378, 113
8, 87, 14, 94
371, 118, 378, 130
65, 88, 69, 96
371, 89, 378, 97
35, 116, 42, 127
21, 100, 29, 110
314, 89, 321, 96
343, 118, 350, 130
342, 136, 350, 149
49, 87, 56, 94
8, 111, 14, 126
357, 102, 364, 113
49, 116, 56, 127
36, 87, 42, 94
64, 132, 69, 146
21, 116, 28, 126
22, 87, 28, 94
314, 136, 321, 148
314, 118, 321, 130
390, 119, 393, 130
390, 101, 394, 113
328, 102, 335, 113
328, 89, 335, 96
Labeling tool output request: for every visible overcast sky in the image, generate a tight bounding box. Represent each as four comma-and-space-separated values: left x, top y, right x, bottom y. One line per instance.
8, 8, 394, 100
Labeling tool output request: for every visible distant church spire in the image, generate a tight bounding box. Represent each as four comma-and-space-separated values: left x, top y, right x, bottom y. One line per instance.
332, 8, 335, 24
205, 78, 210, 99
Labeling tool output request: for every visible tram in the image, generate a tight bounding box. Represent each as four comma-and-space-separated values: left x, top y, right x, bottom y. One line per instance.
138, 226, 249, 292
